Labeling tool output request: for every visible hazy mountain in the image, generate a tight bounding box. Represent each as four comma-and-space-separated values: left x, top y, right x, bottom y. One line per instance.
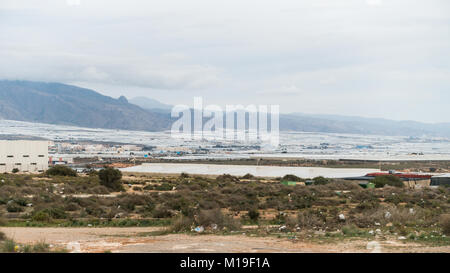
282, 113, 450, 136
1, 80, 449, 137
129, 96, 172, 112
0, 80, 171, 131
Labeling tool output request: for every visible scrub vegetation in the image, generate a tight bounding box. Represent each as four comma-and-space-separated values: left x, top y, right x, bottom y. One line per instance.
0, 167, 449, 249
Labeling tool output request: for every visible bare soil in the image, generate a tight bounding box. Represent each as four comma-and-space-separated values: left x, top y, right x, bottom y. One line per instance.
2, 227, 448, 253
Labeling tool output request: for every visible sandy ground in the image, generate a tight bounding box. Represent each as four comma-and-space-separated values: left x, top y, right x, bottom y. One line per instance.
1, 227, 449, 253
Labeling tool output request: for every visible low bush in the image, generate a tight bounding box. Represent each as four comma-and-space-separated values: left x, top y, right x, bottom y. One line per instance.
46, 165, 77, 177
342, 225, 364, 236
1, 239, 16, 252
197, 209, 241, 231
152, 205, 173, 218
441, 214, 450, 235
6, 203, 23, 213
247, 209, 260, 222
313, 176, 330, 185
297, 210, 327, 229
241, 173, 255, 179
282, 174, 303, 182
372, 175, 404, 188
216, 174, 239, 183
170, 215, 194, 232
32, 210, 52, 222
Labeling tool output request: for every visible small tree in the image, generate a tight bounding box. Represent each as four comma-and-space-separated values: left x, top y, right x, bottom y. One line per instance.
98, 167, 123, 191
46, 165, 77, 177
11, 168, 19, 174
248, 208, 260, 222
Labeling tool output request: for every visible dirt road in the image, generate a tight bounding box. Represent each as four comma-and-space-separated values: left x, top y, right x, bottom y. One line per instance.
1, 227, 448, 253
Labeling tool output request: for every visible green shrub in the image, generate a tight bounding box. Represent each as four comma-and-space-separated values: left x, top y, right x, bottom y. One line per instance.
170, 215, 194, 232
12, 168, 19, 174
155, 183, 173, 191
342, 225, 364, 236
297, 210, 326, 229
216, 174, 239, 183
197, 209, 241, 231
241, 173, 255, 179
46, 165, 77, 177
441, 214, 450, 236
152, 205, 173, 218
372, 175, 404, 188
43, 207, 67, 219
247, 209, 260, 222
6, 203, 23, 213
1, 239, 16, 252
32, 210, 52, 222
282, 174, 303, 182
98, 167, 123, 191
313, 176, 329, 185
30, 242, 50, 253
180, 172, 190, 179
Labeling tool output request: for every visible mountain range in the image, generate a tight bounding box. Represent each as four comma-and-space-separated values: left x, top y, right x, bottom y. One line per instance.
1, 80, 449, 137
0, 80, 171, 131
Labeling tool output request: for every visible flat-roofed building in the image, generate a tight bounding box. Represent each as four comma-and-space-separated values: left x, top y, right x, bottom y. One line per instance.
431, 174, 450, 186
0, 140, 48, 173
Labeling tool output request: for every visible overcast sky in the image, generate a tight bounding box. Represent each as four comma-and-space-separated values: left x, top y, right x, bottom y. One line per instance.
1, 0, 449, 123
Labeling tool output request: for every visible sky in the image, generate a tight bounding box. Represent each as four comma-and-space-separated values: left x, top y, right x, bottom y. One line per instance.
0, 0, 449, 123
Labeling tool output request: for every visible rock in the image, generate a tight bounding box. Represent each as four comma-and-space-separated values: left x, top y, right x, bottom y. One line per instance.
279, 225, 287, 231
338, 214, 346, 221
67, 242, 81, 253
369, 230, 374, 235
26, 203, 33, 207
384, 212, 392, 219
375, 222, 381, 226
366, 241, 381, 253
409, 208, 415, 214
375, 229, 382, 234
398, 236, 407, 240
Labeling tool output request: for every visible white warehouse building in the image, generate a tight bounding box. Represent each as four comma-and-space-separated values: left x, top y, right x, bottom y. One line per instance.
0, 140, 49, 173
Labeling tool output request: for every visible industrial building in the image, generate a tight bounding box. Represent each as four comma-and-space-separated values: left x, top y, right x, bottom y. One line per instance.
342, 171, 434, 188
0, 140, 49, 173
431, 174, 450, 186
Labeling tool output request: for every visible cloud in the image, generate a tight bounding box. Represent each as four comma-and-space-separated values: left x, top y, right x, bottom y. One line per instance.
0, 0, 449, 122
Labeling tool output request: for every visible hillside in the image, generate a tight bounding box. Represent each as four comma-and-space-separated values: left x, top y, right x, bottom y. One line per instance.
129, 96, 172, 112
1, 80, 449, 137
282, 113, 450, 136
0, 80, 171, 131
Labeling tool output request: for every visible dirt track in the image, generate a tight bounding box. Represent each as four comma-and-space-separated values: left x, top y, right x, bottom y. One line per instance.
1, 227, 449, 253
